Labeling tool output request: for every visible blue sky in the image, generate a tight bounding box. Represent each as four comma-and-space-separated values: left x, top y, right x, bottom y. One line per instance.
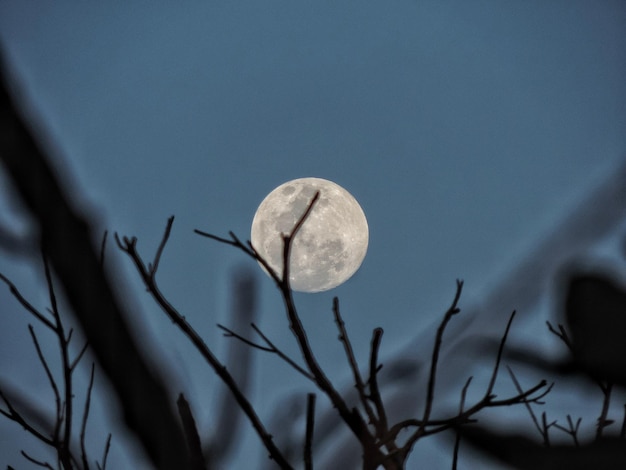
0, 2, 625, 468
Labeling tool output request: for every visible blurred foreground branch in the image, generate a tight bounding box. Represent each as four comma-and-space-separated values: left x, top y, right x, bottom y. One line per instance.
0, 51, 191, 469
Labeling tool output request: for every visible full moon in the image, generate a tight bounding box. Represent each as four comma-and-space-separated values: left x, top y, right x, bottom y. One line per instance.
251, 177, 369, 293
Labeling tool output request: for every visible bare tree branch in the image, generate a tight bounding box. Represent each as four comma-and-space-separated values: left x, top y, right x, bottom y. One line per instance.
115, 220, 293, 469
452, 376, 472, 470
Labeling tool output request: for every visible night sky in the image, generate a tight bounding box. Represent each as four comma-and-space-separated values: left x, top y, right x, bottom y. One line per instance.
1, 2, 625, 468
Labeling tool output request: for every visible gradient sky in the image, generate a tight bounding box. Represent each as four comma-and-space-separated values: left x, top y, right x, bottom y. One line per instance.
0, 2, 625, 468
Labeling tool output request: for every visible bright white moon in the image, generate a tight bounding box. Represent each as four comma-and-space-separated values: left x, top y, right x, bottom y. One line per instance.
251, 177, 369, 293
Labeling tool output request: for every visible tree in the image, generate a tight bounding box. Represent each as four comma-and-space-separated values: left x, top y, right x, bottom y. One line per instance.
2, 47, 626, 469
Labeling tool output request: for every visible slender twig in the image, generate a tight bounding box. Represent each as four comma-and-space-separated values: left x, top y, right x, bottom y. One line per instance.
42, 254, 73, 469
20, 450, 54, 469
384, 379, 549, 444
69, 341, 90, 372
546, 321, 573, 350
0, 389, 55, 445
80, 363, 96, 470
97, 434, 112, 470
194, 229, 282, 286
148, 216, 173, 276
419, 280, 464, 438
115, 221, 293, 469
304, 393, 316, 470
333, 297, 378, 428
218, 323, 314, 380
218, 324, 273, 351
485, 310, 516, 397
554, 414, 582, 447
452, 377, 472, 470
251, 324, 314, 380
507, 366, 551, 446
280, 191, 321, 288
28, 325, 62, 441
596, 382, 614, 440
0, 272, 55, 331
368, 328, 388, 437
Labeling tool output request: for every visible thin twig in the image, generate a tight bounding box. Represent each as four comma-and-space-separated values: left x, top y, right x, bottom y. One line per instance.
42, 254, 73, 469
80, 363, 96, 470
333, 297, 378, 428
28, 325, 62, 441
219, 323, 314, 380
452, 377, 472, 470
98, 434, 112, 470
419, 280, 464, 437
20, 451, 54, 469
546, 321, 573, 350
281, 191, 321, 287
485, 310, 516, 397
368, 328, 388, 438
304, 393, 316, 470
554, 414, 582, 447
69, 341, 89, 372
149, 216, 173, 276
0, 389, 55, 445
385, 379, 549, 444
596, 382, 614, 440
507, 366, 549, 446
0, 272, 55, 331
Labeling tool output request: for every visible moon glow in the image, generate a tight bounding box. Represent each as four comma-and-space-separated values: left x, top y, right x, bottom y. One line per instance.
251, 178, 369, 293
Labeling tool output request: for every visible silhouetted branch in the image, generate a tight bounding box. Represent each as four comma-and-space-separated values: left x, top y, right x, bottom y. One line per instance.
21, 451, 54, 469
367, 328, 388, 439
547, 320, 615, 441
42, 255, 74, 468
80, 364, 96, 470
96, 434, 112, 470
485, 310, 516, 396
393, 308, 548, 458
218, 323, 313, 381
28, 325, 62, 437
0, 273, 55, 331
332, 297, 378, 428
452, 376, 472, 470
196, 193, 390, 468
419, 280, 464, 438
596, 382, 614, 440
507, 366, 552, 446
554, 414, 582, 447
0, 388, 54, 446
115, 220, 293, 469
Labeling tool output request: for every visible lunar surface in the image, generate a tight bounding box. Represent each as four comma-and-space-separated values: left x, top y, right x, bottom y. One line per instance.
251, 178, 369, 292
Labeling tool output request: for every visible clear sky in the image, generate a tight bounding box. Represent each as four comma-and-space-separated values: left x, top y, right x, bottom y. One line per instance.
0, 2, 625, 468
